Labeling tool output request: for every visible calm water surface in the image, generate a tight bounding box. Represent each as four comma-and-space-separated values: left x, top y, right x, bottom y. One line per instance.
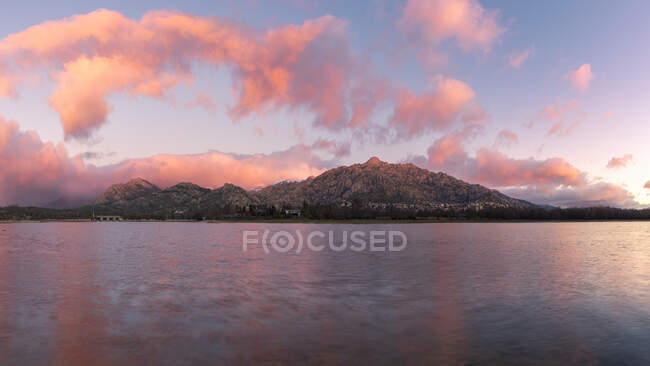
0, 222, 648, 365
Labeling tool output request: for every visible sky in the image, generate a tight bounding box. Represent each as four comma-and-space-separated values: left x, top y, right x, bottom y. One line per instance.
0, 0, 649, 208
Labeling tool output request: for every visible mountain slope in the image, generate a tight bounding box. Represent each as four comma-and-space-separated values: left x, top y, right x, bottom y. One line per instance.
94, 178, 160, 205
254, 157, 532, 209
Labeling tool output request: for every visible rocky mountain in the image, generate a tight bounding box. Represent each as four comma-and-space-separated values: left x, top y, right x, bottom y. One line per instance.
95, 182, 210, 216
146, 182, 211, 212
254, 157, 532, 209
92, 157, 533, 218
94, 178, 160, 205
94, 181, 261, 217
197, 183, 259, 208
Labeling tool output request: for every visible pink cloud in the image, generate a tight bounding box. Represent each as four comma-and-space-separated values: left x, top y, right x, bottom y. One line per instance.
529, 100, 583, 136
426, 129, 470, 166
0, 114, 102, 206
409, 129, 638, 207
186, 92, 217, 113
48, 55, 189, 139
565, 64, 594, 92
0, 116, 329, 206
501, 183, 638, 208
311, 138, 351, 157
494, 129, 518, 148
470, 148, 586, 187
0, 10, 385, 139
421, 136, 587, 189
0, 62, 14, 97
507, 48, 532, 69
460, 102, 489, 123
535, 100, 579, 122
0, 9, 490, 144
606, 154, 633, 169
398, 0, 504, 53
390, 76, 476, 138
548, 118, 582, 137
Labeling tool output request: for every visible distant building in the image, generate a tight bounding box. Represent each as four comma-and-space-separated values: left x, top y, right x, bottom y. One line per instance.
284, 209, 301, 216
95, 215, 123, 221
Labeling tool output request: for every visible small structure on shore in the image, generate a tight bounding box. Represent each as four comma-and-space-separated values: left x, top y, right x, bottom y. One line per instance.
284, 209, 301, 216
95, 215, 123, 221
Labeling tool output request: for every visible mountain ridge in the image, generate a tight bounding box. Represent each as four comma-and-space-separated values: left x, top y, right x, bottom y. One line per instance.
91, 157, 534, 218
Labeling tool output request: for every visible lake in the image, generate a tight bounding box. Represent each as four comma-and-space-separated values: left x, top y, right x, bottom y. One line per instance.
0, 222, 648, 365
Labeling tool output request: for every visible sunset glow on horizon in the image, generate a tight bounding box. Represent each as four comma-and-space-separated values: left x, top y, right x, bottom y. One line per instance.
1, 0, 649, 207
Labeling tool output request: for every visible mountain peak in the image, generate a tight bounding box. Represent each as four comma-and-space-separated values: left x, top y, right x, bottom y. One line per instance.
217, 183, 248, 193
221, 183, 240, 189
164, 182, 210, 193
365, 156, 384, 166
172, 182, 201, 188
126, 178, 156, 188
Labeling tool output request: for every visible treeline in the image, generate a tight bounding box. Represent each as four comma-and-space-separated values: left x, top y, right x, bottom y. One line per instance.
0, 205, 93, 220
300, 204, 650, 221
427, 205, 650, 221
106, 203, 650, 221
2, 203, 650, 221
